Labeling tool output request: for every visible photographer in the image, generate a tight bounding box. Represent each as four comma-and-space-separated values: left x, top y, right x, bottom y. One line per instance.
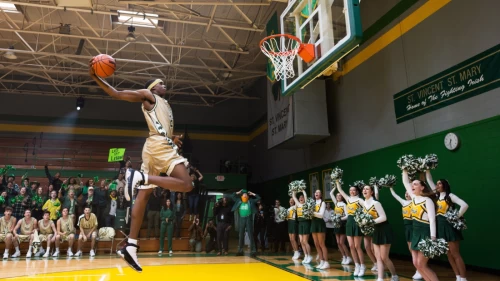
204, 219, 218, 253
214, 197, 232, 255
188, 217, 203, 252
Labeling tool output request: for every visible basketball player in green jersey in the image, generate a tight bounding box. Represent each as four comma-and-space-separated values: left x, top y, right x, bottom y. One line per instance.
89, 60, 193, 272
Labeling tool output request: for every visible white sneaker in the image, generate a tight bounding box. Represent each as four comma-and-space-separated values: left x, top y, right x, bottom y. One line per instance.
292, 251, 301, 260
26, 251, 32, 258
320, 261, 330, 270
52, 250, 60, 257
306, 255, 313, 263
35, 249, 43, 257
158, 251, 163, 254
391, 275, 400, 281
67, 250, 73, 257
3, 252, 8, 259
90, 250, 95, 257
413, 271, 423, 280
371, 264, 378, 271
43, 251, 50, 258
302, 255, 311, 264
340, 256, 346, 264
125, 169, 146, 201
315, 260, 324, 268
353, 264, 360, 276
169, 250, 173, 254
74, 251, 82, 257
11, 251, 20, 258
345, 256, 352, 265
358, 265, 366, 277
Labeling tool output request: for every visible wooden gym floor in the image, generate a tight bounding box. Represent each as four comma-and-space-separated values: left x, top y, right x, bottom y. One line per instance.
0, 250, 498, 281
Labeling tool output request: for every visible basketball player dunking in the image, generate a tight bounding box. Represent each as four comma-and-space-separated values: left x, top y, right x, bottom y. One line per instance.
89, 60, 193, 272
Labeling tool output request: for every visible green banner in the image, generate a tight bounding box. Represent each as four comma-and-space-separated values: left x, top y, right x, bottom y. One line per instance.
108, 148, 126, 162
266, 12, 279, 82
394, 44, 500, 123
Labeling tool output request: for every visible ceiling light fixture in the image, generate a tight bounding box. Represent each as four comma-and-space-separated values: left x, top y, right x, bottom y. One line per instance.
76, 97, 85, 111
3, 46, 17, 60
125, 25, 136, 42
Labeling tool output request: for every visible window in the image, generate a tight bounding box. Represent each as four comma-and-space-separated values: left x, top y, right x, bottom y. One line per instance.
116, 10, 159, 28
0, 2, 19, 13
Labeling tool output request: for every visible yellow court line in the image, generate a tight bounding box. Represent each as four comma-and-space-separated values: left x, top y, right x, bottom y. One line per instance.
333, 0, 452, 81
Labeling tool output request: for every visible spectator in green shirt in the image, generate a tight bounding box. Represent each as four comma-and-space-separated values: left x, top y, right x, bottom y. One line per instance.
231, 189, 260, 257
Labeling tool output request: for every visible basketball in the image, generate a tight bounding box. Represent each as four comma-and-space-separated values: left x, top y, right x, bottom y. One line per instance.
92, 54, 116, 78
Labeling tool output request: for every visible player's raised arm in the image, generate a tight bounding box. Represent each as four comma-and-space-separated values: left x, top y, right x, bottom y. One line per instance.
89, 59, 154, 103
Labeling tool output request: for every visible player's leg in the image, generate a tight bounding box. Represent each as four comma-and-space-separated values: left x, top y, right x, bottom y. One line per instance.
118, 188, 154, 272
125, 164, 192, 201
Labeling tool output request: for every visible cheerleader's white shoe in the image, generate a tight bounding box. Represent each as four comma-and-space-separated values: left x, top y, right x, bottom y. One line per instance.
319, 261, 330, 270
371, 264, 378, 271
345, 256, 352, 265
43, 251, 50, 258
361, 264, 368, 276
413, 271, 423, 280
391, 275, 400, 281
315, 260, 324, 268
353, 264, 360, 276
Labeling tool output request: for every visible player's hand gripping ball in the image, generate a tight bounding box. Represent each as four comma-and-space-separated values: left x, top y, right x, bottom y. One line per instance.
90, 54, 116, 78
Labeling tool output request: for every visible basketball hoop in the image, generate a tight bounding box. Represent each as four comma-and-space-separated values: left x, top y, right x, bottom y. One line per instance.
260, 34, 315, 81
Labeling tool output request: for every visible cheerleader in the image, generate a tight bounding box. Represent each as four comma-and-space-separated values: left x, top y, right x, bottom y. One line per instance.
389, 187, 422, 279
311, 189, 329, 269
287, 198, 300, 260
364, 184, 379, 272
335, 180, 366, 276
426, 171, 469, 281
362, 185, 399, 281
329, 187, 352, 265
292, 191, 312, 264
402, 170, 438, 281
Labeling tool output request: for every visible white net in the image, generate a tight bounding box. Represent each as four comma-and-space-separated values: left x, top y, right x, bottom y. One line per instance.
260, 36, 301, 81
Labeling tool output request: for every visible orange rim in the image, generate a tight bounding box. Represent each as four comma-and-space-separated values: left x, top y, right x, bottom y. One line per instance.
260, 34, 303, 56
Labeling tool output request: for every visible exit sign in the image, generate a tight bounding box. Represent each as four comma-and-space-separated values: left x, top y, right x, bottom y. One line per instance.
215, 175, 225, 182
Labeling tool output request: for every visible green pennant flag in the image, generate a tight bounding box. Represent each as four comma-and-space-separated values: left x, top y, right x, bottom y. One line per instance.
108, 148, 126, 162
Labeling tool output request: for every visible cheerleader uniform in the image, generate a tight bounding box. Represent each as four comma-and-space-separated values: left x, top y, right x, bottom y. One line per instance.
334, 202, 347, 235
346, 199, 364, 237
403, 202, 413, 242
310, 200, 326, 233
410, 197, 436, 250
363, 198, 393, 245
436, 193, 468, 242
287, 206, 297, 234
297, 205, 311, 235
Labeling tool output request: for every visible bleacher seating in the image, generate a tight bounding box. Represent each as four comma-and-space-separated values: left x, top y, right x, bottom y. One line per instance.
0, 136, 204, 254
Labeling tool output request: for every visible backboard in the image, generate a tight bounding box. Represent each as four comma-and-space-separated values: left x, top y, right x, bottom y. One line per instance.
279, 0, 362, 96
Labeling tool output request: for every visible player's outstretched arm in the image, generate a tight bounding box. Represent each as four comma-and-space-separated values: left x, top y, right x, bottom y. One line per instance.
89, 60, 153, 103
